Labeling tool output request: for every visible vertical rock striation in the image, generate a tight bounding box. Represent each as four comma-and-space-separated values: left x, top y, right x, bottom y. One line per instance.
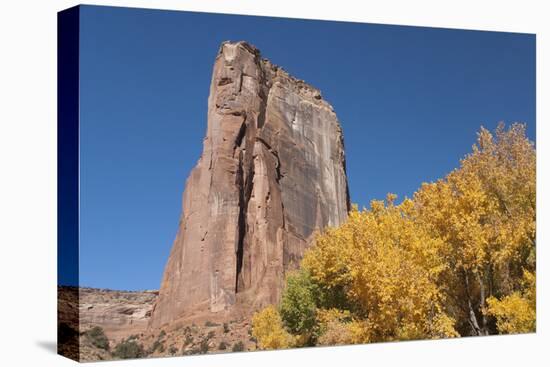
150, 41, 350, 329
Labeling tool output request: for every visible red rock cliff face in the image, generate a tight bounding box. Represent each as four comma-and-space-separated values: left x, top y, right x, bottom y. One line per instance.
150, 41, 350, 329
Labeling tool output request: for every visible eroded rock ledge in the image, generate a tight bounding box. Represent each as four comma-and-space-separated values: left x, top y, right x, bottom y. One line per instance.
150, 41, 350, 329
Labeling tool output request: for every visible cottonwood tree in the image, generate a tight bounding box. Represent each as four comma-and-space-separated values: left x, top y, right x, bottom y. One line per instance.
252, 123, 535, 347
414, 123, 535, 336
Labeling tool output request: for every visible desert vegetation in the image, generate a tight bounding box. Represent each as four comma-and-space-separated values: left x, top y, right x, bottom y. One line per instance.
112, 338, 146, 359
84, 326, 110, 350
252, 123, 536, 348
232, 341, 245, 352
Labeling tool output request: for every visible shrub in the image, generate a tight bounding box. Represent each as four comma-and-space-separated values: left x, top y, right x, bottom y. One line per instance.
158, 330, 166, 338
316, 309, 361, 346
223, 322, 230, 333
252, 306, 294, 350
280, 270, 320, 337
232, 341, 245, 352
207, 330, 216, 340
184, 335, 194, 345
112, 340, 145, 359
204, 320, 219, 327
199, 338, 209, 354
85, 326, 110, 350
168, 346, 178, 355
218, 341, 228, 350
148, 339, 165, 354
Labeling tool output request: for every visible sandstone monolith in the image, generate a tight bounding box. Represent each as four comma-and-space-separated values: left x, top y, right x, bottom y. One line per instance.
150, 41, 350, 328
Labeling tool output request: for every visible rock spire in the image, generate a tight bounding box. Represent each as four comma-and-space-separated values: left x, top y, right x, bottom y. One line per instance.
150, 41, 350, 328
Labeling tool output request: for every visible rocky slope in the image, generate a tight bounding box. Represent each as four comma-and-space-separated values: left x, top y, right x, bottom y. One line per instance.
78, 287, 158, 341
150, 41, 350, 329
58, 286, 260, 362
58, 287, 158, 340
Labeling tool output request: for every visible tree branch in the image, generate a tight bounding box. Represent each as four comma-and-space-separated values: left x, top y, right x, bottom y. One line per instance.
464, 271, 482, 336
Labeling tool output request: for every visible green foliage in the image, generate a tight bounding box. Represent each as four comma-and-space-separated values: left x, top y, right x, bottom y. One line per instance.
112, 340, 145, 359
85, 326, 110, 350
279, 270, 319, 338
232, 341, 245, 352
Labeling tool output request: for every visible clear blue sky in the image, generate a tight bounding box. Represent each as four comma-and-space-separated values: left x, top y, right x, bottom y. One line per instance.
75, 5, 535, 291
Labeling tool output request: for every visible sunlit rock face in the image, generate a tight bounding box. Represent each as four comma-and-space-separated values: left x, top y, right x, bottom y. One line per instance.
150, 41, 350, 329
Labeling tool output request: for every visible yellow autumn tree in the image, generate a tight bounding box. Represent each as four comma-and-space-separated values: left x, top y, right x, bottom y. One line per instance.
413, 123, 536, 335
303, 195, 459, 342
486, 270, 536, 334
252, 123, 535, 346
252, 305, 295, 350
